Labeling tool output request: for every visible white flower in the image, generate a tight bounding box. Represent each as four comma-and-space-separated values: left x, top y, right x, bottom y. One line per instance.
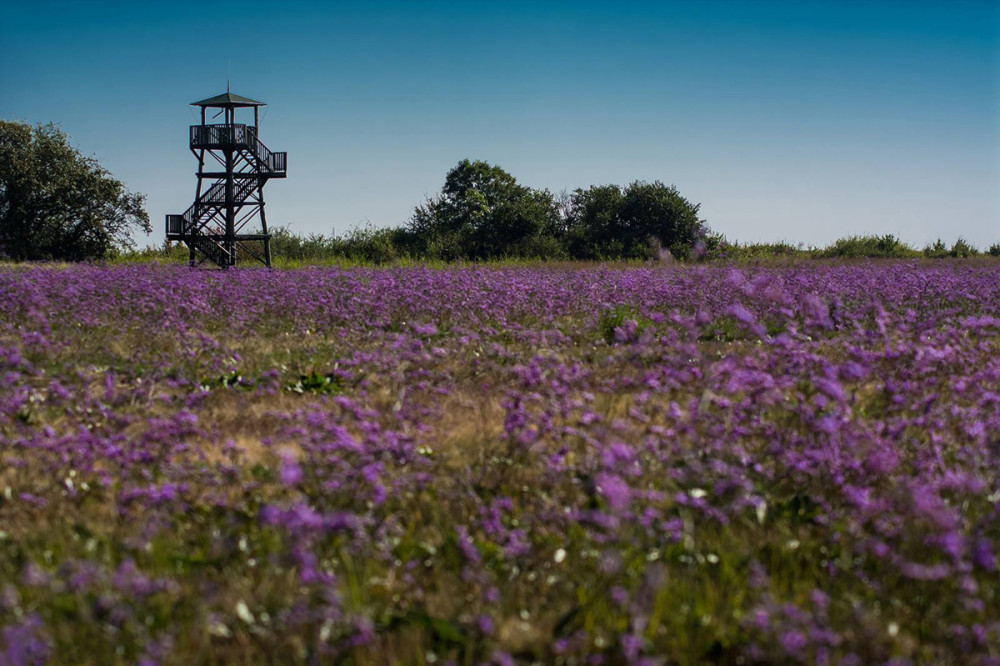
320, 619, 334, 642
755, 501, 768, 525
207, 620, 231, 637
235, 601, 255, 624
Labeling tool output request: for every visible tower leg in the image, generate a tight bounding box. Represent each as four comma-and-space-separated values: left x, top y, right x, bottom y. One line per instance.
259, 190, 271, 268
192, 147, 205, 270
224, 146, 235, 270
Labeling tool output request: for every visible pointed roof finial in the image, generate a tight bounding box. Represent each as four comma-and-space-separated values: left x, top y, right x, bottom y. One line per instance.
227, 58, 231, 93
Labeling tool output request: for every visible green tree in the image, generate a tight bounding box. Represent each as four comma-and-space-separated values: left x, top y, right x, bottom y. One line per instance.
564, 181, 706, 260
409, 159, 561, 259
0, 121, 150, 261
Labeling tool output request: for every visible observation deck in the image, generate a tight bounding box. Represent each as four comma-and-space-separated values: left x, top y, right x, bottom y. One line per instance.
189, 124, 287, 176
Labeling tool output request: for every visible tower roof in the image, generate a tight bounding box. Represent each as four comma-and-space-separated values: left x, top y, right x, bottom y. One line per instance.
191, 91, 266, 108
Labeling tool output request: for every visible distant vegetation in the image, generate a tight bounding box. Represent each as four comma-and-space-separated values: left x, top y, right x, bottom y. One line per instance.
167, 158, 996, 265
259, 159, 710, 264
715, 234, 1000, 263
135, 229, 1000, 268
143, 155, 999, 265
1, 124, 997, 265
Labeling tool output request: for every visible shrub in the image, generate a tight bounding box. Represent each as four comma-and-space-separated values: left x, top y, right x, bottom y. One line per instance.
819, 234, 917, 259
409, 160, 560, 261
563, 181, 706, 260
508, 233, 567, 260
949, 237, 978, 258
708, 239, 806, 262
923, 239, 949, 259
339, 223, 411, 264
268, 226, 339, 262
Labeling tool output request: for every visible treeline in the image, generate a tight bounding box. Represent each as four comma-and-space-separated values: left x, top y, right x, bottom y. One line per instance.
152, 158, 999, 264
1, 121, 996, 265
310, 159, 709, 262
268, 231, 999, 263
145, 158, 711, 264
140, 227, 1000, 267
717, 235, 1000, 262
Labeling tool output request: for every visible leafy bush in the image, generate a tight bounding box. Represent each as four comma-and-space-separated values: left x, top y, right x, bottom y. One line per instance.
113, 240, 188, 264
707, 238, 807, 262
339, 223, 415, 263
818, 234, 917, 259
949, 237, 979, 258
562, 181, 707, 260
989, 242, 1000, 257
268, 225, 339, 262
924, 238, 981, 259
923, 238, 949, 259
265, 224, 419, 265
409, 159, 561, 260
507, 233, 568, 260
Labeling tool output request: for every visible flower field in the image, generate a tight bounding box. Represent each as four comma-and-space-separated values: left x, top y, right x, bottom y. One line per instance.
1, 261, 998, 665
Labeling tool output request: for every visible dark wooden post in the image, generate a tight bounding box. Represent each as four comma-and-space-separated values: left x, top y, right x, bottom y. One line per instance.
225, 145, 235, 266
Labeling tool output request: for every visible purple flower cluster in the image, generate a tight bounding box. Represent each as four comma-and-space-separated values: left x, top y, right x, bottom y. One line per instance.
0, 261, 998, 664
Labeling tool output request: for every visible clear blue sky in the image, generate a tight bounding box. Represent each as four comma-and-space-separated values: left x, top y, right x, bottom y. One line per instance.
2, 0, 998, 248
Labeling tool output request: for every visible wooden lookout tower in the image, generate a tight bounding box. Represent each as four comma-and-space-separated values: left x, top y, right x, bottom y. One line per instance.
166, 90, 287, 267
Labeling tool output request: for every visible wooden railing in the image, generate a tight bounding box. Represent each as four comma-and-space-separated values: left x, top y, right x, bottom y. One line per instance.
166, 215, 185, 237
246, 127, 286, 175
190, 124, 251, 148
189, 124, 287, 176
268, 151, 287, 172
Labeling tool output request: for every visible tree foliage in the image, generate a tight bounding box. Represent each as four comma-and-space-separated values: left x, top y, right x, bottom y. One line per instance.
409, 159, 562, 259
0, 121, 150, 261
563, 181, 706, 260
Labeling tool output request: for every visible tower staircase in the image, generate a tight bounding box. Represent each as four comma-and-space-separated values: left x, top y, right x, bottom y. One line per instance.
166, 92, 286, 268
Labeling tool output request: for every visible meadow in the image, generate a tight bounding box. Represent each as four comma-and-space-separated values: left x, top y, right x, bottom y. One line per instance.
0, 260, 998, 665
